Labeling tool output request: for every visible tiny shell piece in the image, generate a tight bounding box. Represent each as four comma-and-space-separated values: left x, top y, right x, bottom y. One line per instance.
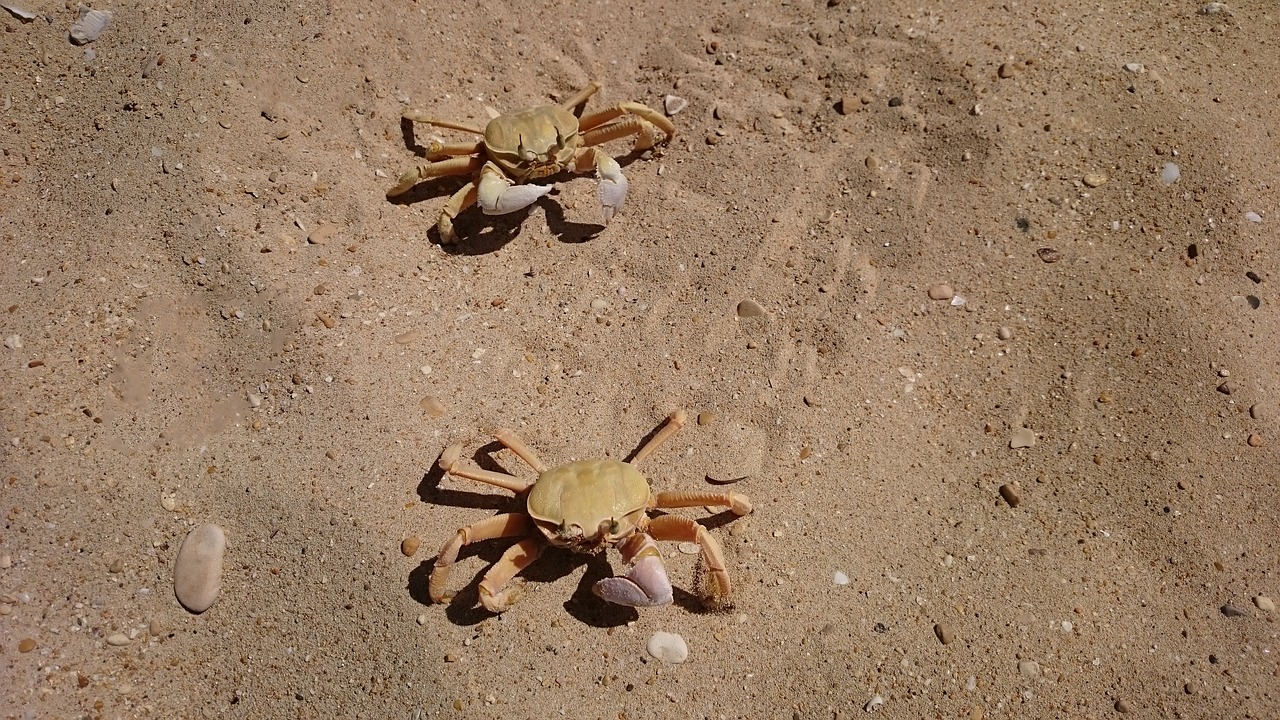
1, 2, 38, 21
69, 8, 113, 46
663, 95, 688, 116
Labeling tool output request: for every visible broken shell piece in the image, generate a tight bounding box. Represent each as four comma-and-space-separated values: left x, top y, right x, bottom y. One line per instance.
1, 2, 38, 21
69, 8, 113, 45
663, 94, 688, 116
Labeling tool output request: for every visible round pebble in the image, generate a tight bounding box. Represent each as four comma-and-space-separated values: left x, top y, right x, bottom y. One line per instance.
174, 523, 226, 614
933, 623, 956, 645
1037, 247, 1062, 263
1254, 596, 1275, 612
663, 95, 688, 116
1244, 211, 1262, 223
106, 633, 130, 647
1082, 172, 1108, 188
1114, 698, 1132, 713
736, 299, 766, 317
996, 326, 1013, 341
1247, 433, 1262, 447
401, 536, 422, 557
646, 631, 689, 664
18, 637, 36, 653
677, 542, 700, 555
1160, 163, 1180, 184
1018, 660, 1040, 676
928, 284, 955, 300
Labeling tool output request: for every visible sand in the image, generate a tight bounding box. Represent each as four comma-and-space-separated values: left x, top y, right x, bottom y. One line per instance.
1, 0, 1277, 717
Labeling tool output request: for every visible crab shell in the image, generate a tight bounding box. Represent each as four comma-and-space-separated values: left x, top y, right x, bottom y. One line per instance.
525, 458, 650, 553
483, 105, 583, 183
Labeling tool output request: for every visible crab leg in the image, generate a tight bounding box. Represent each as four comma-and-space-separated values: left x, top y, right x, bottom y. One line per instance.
493, 428, 549, 474
646, 514, 734, 608
438, 443, 532, 493
478, 538, 544, 613
654, 489, 753, 516
629, 409, 687, 467
386, 154, 485, 198
580, 103, 677, 150
559, 82, 602, 112
592, 532, 673, 607
435, 182, 479, 244
429, 513, 532, 603
401, 112, 485, 135
477, 161, 554, 215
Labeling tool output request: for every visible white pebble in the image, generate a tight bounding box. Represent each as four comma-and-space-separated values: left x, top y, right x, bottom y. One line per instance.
864, 694, 885, 712
1123, 62, 1144, 74
1244, 211, 1262, 223
174, 524, 226, 613
105, 632, 130, 646
1061, 620, 1074, 632
1160, 162, 1180, 184
3, 335, 21, 350
663, 95, 688, 116
677, 542, 699, 555
833, 570, 849, 585
646, 631, 689, 664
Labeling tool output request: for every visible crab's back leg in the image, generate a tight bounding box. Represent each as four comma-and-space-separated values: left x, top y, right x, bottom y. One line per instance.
646, 514, 735, 609
435, 181, 479, 244
386, 155, 485, 198
579, 102, 676, 150
402, 112, 485, 135
438, 443, 532, 493
653, 488, 752, 516
430, 513, 532, 603
493, 428, 549, 474
478, 538, 544, 613
559, 82, 602, 113
592, 532, 673, 607
628, 409, 688, 467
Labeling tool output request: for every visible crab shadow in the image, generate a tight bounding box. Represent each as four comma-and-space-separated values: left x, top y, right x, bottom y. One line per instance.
410, 444, 722, 627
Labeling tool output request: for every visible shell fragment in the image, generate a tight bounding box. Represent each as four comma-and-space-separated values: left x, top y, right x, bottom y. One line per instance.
69, 8, 113, 45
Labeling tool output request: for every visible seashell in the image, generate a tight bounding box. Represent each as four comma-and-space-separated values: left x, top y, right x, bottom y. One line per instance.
69, 8, 113, 46
663, 94, 688, 116
1, 2, 38, 21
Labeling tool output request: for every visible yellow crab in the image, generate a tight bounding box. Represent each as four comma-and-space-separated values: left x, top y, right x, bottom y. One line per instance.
386, 82, 676, 243
429, 410, 751, 613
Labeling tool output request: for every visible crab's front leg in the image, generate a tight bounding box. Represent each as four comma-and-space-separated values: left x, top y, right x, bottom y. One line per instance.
573, 147, 629, 224
477, 161, 554, 216
592, 532, 673, 607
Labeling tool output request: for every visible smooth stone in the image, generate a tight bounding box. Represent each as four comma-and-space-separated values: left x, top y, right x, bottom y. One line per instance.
736, 299, 766, 318
999, 484, 1021, 508
928, 284, 955, 300
646, 631, 689, 664
106, 633, 130, 646
174, 524, 226, 613
1082, 173, 1108, 188
1018, 660, 1040, 676
833, 570, 850, 586
1254, 596, 1275, 612
933, 623, 956, 645
1010, 428, 1036, 448
1160, 163, 1180, 184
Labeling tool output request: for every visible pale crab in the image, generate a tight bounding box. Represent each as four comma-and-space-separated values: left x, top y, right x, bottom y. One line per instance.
386, 82, 675, 243
429, 410, 752, 614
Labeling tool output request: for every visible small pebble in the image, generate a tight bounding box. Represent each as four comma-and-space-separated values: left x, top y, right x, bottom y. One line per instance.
696, 412, 715, 426
677, 542, 699, 555
1216, 381, 1235, 395
307, 223, 336, 244
833, 570, 849, 585
1114, 698, 1132, 713
1250, 403, 1264, 420
401, 537, 421, 557
1082, 172, 1108, 188
933, 623, 956, 645
1247, 434, 1262, 447
1037, 247, 1062, 263
106, 633, 130, 647
68, 8, 112, 45
174, 524, 226, 614
420, 396, 447, 418
108, 558, 124, 573
1160, 163, 1180, 184
997, 62, 1016, 79
999, 484, 1021, 508
1018, 660, 1040, 676
646, 631, 689, 664
662, 95, 688, 116
1220, 604, 1248, 618
590, 298, 609, 311
394, 329, 422, 344
1244, 211, 1262, 223
18, 638, 36, 653
996, 326, 1013, 341
928, 284, 955, 301
1254, 596, 1275, 612
0, 554, 10, 569
1010, 428, 1035, 448
148, 618, 165, 636
160, 494, 176, 512
736, 299, 766, 317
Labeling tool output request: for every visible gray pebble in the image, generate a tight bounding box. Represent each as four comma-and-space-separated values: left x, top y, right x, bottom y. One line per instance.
1250, 403, 1264, 420
174, 524, 226, 614
1216, 381, 1236, 395
1220, 603, 1248, 618
1161, 163, 1180, 184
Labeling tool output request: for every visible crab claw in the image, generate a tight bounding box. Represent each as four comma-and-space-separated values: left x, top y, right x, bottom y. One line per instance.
594, 153, 629, 224
478, 163, 553, 215
592, 533, 672, 607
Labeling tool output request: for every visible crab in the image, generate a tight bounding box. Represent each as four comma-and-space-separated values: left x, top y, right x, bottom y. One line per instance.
385, 82, 675, 243
429, 410, 752, 614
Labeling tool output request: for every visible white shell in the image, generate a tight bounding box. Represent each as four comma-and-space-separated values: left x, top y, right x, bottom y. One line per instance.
646, 631, 689, 664
1, 2, 38, 21
69, 8, 113, 46
663, 95, 688, 116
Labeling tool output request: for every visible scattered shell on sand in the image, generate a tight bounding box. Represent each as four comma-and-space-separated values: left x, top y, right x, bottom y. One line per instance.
1010, 428, 1036, 448
646, 631, 689, 663
1, 2, 36, 22
174, 524, 226, 614
69, 8, 112, 45
663, 95, 688, 116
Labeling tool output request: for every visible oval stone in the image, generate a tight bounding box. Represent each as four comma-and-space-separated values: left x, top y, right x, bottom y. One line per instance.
646, 631, 689, 664
174, 524, 226, 613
